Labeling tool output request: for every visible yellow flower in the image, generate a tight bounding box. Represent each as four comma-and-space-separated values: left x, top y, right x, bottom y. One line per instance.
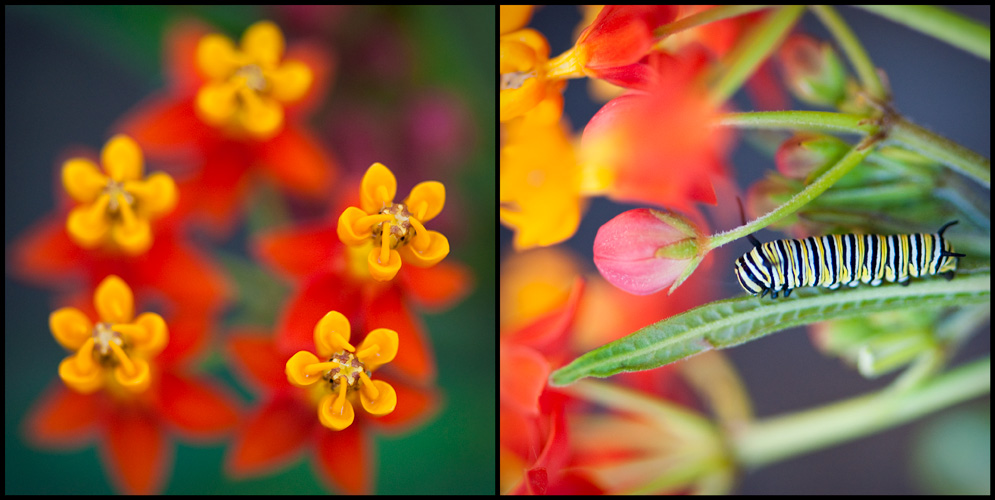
49, 275, 168, 395
337, 162, 450, 281
62, 134, 177, 255
195, 20, 313, 139
285, 311, 399, 431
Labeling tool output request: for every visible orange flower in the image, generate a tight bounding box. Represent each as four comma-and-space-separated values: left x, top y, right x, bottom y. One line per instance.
50, 275, 167, 395
337, 162, 449, 281
116, 20, 336, 232
28, 277, 239, 493
195, 20, 313, 139
285, 311, 398, 431
62, 135, 177, 255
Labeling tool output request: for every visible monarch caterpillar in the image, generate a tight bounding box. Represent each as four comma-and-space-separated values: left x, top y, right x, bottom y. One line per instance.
734, 219, 966, 299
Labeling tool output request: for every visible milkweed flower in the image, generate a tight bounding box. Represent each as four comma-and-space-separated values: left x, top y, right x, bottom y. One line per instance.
285, 311, 398, 431
337, 162, 449, 281
62, 134, 177, 255
50, 275, 168, 394
31, 276, 239, 493
195, 20, 313, 139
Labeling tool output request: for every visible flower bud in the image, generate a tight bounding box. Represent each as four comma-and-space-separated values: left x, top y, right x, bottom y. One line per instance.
592, 208, 702, 295
778, 34, 848, 108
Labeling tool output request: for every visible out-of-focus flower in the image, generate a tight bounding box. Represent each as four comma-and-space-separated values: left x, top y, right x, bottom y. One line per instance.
500, 113, 583, 250
27, 276, 239, 493
285, 311, 398, 431
50, 276, 167, 395
62, 135, 176, 255
195, 20, 313, 140
592, 208, 706, 295
116, 20, 336, 232
337, 162, 449, 282
581, 49, 733, 212
545, 6, 678, 88
500, 5, 534, 35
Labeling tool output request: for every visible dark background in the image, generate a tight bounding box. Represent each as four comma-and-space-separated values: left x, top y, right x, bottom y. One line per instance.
502, 5, 990, 494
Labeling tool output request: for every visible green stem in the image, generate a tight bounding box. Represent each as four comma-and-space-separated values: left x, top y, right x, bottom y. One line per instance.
731, 356, 990, 467
706, 5, 804, 106
855, 5, 990, 61
717, 110, 874, 135
889, 118, 991, 188
809, 5, 888, 100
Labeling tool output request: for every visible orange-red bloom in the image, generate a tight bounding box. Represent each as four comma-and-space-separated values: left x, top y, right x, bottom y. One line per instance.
116, 20, 336, 232
26, 278, 239, 494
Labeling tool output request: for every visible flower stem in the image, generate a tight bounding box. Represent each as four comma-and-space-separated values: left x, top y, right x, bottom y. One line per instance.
731, 356, 990, 467
854, 5, 991, 61
809, 5, 888, 101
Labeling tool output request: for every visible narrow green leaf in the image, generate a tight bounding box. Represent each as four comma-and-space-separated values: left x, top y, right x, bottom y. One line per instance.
550, 272, 989, 386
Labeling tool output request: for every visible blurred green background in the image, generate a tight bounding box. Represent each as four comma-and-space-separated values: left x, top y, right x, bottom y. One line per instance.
5, 5, 495, 494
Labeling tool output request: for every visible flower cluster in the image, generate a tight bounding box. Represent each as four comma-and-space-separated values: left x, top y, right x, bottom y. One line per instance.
13, 10, 475, 495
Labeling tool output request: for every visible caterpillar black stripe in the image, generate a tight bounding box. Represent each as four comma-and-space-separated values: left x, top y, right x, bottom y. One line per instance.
734, 221, 965, 299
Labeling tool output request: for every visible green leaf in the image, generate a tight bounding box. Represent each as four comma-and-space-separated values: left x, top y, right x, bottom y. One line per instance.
549, 272, 990, 386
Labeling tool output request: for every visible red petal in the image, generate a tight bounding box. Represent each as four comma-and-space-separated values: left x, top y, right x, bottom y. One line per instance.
312, 423, 372, 494
252, 222, 339, 282
500, 342, 550, 416
24, 383, 101, 448
227, 332, 287, 391
364, 286, 436, 384
275, 273, 363, 356
157, 372, 239, 438
9, 215, 86, 289
399, 260, 473, 312
226, 393, 313, 477
115, 95, 207, 159
101, 406, 170, 494
255, 126, 337, 198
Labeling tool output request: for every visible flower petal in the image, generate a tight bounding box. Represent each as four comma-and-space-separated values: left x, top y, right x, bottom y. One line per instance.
95, 275, 134, 324
157, 372, 239, 437
312, 424, 372, 494
226, 395, 312, 477
355, 328, 397, 371
367, 247, 401, 281
66, 199, 110, 248
195, 81, 239, 126
111, 216, 153, 255
360, 162, 396, 214
403, 181, 445, 222
398, 230, 449, 268
359, 379, 396, 416
50, 307, 93, 351
101, 135, 144, 182
318, 392, 355, 431
102, 407, 169, 494
24, 384, 101, 447
62, 158, 107, 203
196, 33, 239, 80
240, 93, 284, 139
269, 59, 312, 102
241, 20, 284, 67
126, 172, 177, 218
314, 310, 353, 358
337, 206, 372, 246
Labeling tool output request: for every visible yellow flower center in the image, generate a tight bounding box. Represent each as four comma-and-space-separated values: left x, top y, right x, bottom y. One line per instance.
234, 63, 268, 93
92, 321, 125, 358
321, 351, 368, 394
103, 179, 136, 214
501, 70, 536, 91
372, 202, 414, 249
